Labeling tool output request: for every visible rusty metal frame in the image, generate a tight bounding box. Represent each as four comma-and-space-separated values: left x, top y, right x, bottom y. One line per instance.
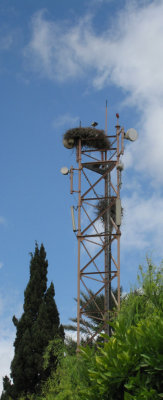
70, 117, 124, 349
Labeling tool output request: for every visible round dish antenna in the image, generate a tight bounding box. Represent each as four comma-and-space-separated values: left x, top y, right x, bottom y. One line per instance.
60, 166, 69, 175
63, 138, 74, 149
125, 128, 138, 142
116, 161, 124, 171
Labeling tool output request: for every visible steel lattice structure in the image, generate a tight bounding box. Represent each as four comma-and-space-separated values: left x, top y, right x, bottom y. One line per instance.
67, 115, 125, 348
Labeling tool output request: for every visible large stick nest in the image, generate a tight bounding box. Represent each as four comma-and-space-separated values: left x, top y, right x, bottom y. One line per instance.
96, 199, 123, 225
63, 127, 110, 150
96, 199, 116, 224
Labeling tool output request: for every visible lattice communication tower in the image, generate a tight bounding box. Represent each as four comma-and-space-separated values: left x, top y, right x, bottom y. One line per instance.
61, 107, 137, 349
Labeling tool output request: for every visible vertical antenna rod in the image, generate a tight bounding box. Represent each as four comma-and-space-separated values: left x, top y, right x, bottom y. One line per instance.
77, 139, 82, 350
104, 100, 112, 336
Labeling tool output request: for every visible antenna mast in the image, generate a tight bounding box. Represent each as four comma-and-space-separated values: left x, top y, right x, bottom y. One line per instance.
61, 104, 138, 349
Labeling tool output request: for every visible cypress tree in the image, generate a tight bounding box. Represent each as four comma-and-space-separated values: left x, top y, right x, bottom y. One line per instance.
1, 243, 64, 399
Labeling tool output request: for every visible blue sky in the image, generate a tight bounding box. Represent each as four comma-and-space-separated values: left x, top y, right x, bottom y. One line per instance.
1, 0, 163, 392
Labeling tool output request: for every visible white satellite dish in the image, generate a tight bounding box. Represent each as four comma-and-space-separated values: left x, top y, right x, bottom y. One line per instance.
125, 128, 138, 142
116, 161, 124, 171
60, 166, 69, 175
63, 138, 74, 149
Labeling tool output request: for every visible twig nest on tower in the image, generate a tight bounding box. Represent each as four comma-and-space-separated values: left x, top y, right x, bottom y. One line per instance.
96, 199, 116, 224
96, 199, 123, 226
63, 127, 110, 150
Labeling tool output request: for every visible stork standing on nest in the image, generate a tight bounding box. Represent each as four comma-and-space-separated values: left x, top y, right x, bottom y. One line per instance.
91, 121, 98, 127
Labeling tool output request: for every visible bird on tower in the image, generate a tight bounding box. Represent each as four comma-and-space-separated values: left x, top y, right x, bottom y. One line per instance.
91, 121, 98, 127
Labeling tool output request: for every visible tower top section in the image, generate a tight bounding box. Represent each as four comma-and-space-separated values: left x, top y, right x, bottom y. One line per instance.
63, 127, 110, 150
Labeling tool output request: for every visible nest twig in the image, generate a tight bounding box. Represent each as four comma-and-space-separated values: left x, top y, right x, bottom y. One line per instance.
63, 127, 110, 150
96, 199, 116, 224
96, 199, 123, 226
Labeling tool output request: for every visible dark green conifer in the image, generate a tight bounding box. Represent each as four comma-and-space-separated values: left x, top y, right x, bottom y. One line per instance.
1, 243, 64, 399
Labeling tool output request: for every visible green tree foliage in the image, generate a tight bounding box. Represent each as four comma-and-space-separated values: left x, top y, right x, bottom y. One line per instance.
34, 261, 163, 400
1, 243, 64, 400
64, 287, 122, 336
0, 377, 13, 400
26, 340, 91, 400
80, 262, 163, 400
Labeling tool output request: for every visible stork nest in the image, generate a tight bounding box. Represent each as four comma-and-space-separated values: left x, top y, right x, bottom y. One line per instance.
63, 127, 110, 150
96, 199, 123, 225
96, 199, 116, 224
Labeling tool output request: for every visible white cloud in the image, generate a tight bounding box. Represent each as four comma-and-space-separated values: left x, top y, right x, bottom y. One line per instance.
24, 9, 85, 81
134, 104, 163, 183
121, 192, 163, 252
0, 293, 22, 396
24, 1, 163, 183
65, 331, 77, 342
25, 2, 163, 98
0, 334, 14, 395
23, 1, 163, 259
79, 187, 163, 258
0, 309, 14, 396
53, 113, 79, 130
